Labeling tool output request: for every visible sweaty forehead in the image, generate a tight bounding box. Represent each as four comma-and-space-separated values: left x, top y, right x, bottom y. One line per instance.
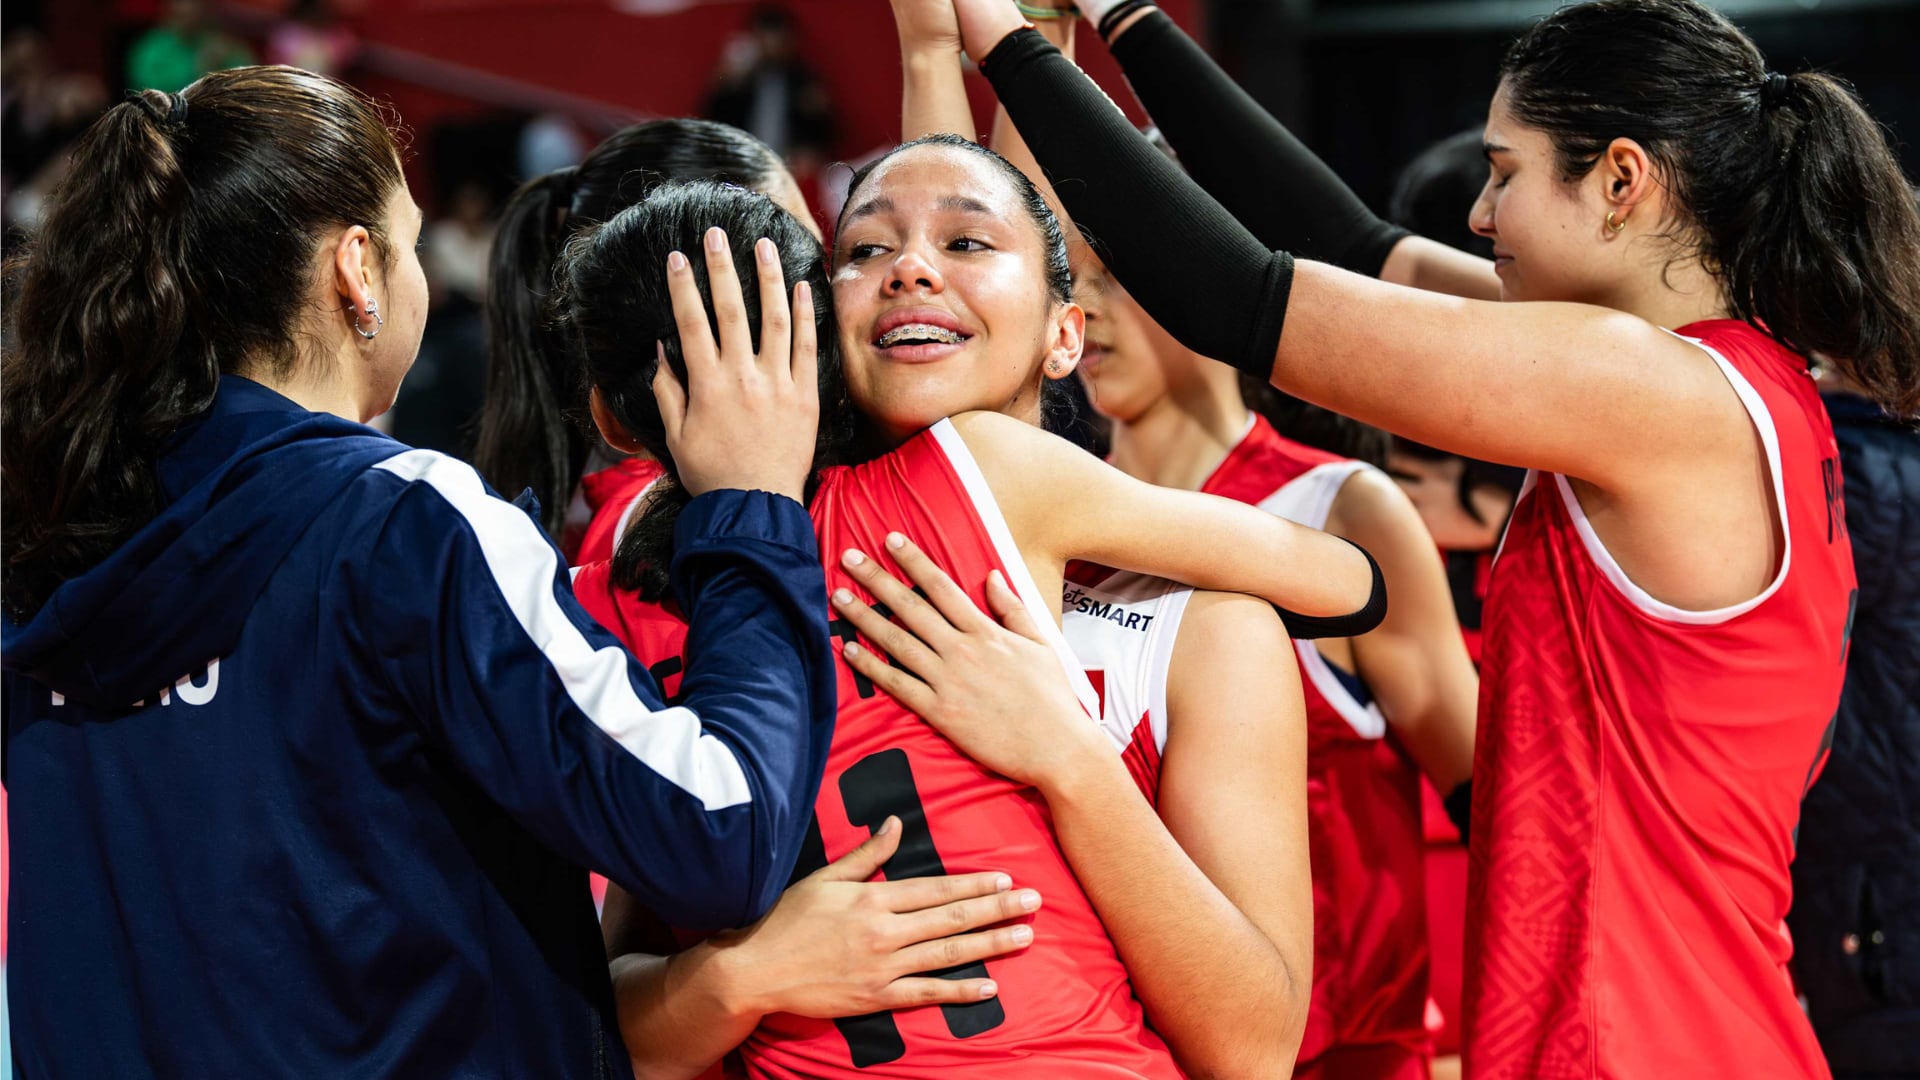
846, 145, 1025, 225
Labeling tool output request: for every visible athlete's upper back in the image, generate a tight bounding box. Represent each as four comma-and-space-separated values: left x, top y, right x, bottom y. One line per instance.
577, 418, 1181, 1080
1467, 320, 1853, 1078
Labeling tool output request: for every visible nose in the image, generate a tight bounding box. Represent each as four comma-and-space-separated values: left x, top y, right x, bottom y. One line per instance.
1468, 179, 1498, 241
885, 243, 943, 295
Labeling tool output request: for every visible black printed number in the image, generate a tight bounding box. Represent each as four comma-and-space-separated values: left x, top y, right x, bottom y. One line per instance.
784, 748, 1008, 1067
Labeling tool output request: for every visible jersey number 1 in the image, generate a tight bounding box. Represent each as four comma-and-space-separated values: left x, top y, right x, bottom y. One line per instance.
794, 748, 1009, 1067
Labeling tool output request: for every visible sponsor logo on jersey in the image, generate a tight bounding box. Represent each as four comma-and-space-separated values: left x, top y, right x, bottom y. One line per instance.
1062, 584, 1156, 633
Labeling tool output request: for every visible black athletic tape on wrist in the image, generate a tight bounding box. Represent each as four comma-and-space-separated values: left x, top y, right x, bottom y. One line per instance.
1276, 538, 1386, 641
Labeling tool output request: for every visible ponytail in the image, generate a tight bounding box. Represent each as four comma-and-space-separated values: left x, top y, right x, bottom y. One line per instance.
3, 93, 201, 620
1501, 0, 1920, 418
475, 167, 584, 539
3, 70, 402, 620
1725, 73, 1920, 415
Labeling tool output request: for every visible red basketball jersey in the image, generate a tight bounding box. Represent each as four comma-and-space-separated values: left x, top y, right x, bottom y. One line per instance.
1200, 415, 1433, 1076
575, 457, 667, 568
1465, 322, 1852, 1078
575, 419, 1182, 1080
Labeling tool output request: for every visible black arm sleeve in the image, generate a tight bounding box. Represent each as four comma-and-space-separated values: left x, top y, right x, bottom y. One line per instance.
979, 28, 1292, 378
1105, 9, 1409, 276
1275, 538, 1387, 641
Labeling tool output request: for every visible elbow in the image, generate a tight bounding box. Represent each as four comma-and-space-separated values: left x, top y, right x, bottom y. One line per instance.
1172, 970, 1310, 1080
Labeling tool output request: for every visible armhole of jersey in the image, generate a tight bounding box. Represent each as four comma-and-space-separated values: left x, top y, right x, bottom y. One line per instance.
1254, 460, 1370, 530
1143, 586, 1192, 756
927, 419, 1102, 718
1552, 333, 1792, 626
610, 476, 664, 554
1491, 469, 1540, 566
1257, 460, 1387, 739
1294, 639, 1387, 739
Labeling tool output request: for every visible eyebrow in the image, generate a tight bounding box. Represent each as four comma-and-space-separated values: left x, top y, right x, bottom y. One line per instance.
840, 193, 1009, 228
1482, 142, 1510, 159
841, 195, 894, 226
937, 194, 999, 218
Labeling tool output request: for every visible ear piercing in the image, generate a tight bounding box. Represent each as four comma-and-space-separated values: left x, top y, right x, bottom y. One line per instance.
352, 298, 383, 340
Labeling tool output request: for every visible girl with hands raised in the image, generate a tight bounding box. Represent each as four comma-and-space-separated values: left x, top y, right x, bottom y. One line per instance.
954, 0, 1919, 1072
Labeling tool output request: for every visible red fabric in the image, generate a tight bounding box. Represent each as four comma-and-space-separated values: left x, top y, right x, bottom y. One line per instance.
1465, 322, 1850, 1078
574, 424, 1180, 1079
575, 457, 667, 567
1201, 416, 1433, 1074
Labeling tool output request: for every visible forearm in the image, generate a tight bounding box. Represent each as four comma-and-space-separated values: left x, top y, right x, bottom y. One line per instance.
901, 46, 976, 141
989, 16, 1075, 232
1042, 751, 1307, 1075
1102, 8, 1406, 276
612, 946, 759, 1080
670, 490, 838, 925
980, 28, 1293, 374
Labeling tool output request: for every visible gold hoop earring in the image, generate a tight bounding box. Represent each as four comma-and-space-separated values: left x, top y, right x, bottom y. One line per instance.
1606, 210, 1628, 234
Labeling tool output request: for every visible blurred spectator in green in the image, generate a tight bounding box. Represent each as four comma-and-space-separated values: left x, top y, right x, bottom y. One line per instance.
127, 0, 252, 94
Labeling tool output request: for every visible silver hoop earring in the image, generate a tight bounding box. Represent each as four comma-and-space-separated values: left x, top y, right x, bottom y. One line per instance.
353, 298, 383, 341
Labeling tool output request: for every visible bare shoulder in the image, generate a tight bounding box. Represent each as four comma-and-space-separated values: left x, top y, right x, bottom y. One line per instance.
1169, 590, 1295, 699
1326, 466, 1434, 550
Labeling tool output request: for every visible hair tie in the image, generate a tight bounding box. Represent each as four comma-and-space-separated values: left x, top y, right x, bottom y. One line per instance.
1760, 71, 1792, 110
166, 92, 189, 126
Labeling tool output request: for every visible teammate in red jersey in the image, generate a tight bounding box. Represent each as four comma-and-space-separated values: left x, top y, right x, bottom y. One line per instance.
965, 13, 1478, 1073
951, 0, 1920, 1072
565, 178, 1371, 1076
474, 118, 820, 560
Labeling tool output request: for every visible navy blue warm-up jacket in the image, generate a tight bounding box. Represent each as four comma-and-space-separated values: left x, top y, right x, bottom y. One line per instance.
2, 376, 836, 1077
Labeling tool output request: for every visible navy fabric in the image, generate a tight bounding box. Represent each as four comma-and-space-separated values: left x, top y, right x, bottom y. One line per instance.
1788, 392, 1920, 1073
4, 377, 834, 1078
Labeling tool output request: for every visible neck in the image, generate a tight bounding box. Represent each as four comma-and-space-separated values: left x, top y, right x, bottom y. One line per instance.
1610, 242, 1732, 331
247, 346, 368, 423
1106, 364, 1249, 491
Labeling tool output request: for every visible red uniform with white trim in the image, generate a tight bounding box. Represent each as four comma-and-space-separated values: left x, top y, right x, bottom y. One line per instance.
575, 419, 1182, 1080
1060, 564, 1193, 805
1200, 415, 1433, 1079
576, 457, 667, 567
1464, 321, 1852, 1078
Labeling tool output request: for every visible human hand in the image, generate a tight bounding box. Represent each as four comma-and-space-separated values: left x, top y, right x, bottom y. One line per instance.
715, 815, 1041, 1018
829, 534, 1108, 791
656, 230, 818, 502
891, 0, 964, 57
950, 0, 1030, 66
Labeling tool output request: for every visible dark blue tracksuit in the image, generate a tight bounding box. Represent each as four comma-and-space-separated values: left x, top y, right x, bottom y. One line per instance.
3, 377, 835, 1077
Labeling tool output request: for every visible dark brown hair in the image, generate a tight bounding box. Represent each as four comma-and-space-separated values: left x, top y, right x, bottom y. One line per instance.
3, 66, 404, 619
1502, 0, 1920, 416
475, 119, 786, 539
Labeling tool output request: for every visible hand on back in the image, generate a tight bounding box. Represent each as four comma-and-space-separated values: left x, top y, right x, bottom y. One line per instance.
716, 815, 1040, 1018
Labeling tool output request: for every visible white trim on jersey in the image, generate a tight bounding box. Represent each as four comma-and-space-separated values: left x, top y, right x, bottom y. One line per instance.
1258, 459, 1390, 740
1552, 332, 1793, 626
928, 419, 1103, 719
375, 450, 754, 811
1143, 585, 1192, 755
1492, 469, 1539, 566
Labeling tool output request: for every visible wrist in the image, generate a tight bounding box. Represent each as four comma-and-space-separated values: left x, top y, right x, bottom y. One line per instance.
697, 933, 774, 1023
901, 40, 965, 64
1031, 721, 1126, 804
